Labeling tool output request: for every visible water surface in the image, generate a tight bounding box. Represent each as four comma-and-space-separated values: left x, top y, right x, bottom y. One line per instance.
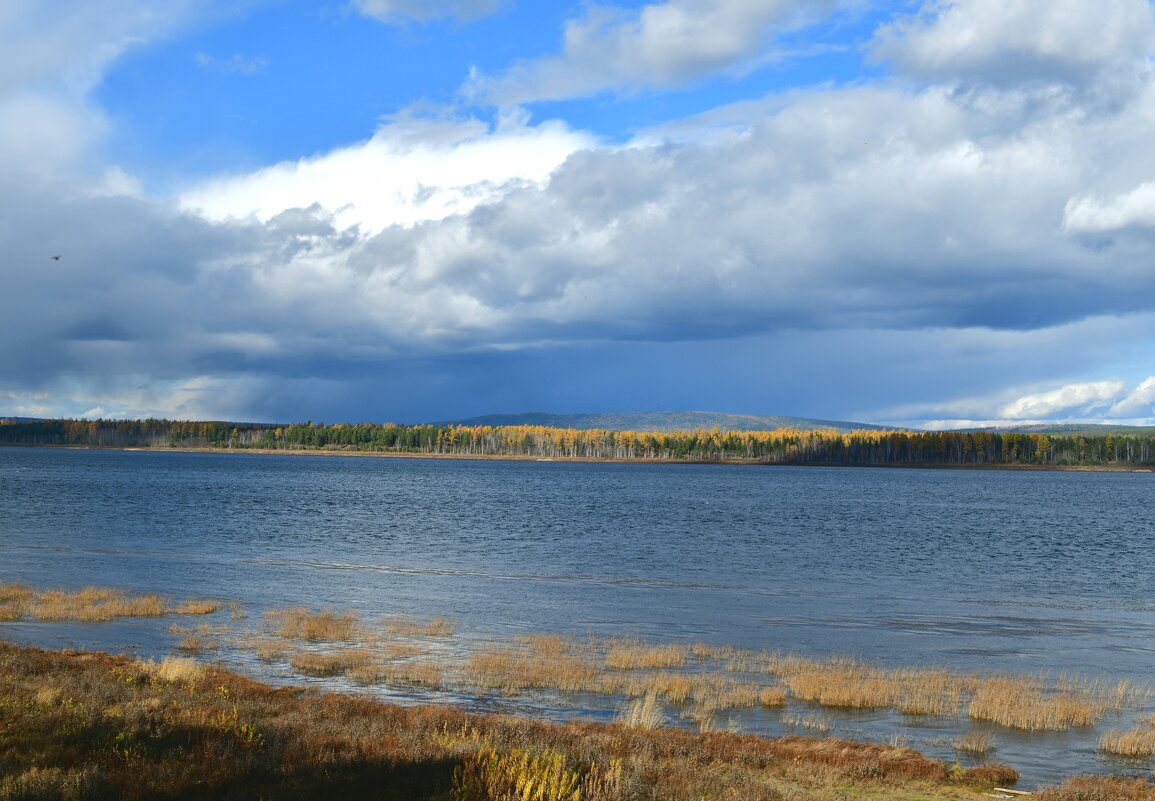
2, 447, 1153, 786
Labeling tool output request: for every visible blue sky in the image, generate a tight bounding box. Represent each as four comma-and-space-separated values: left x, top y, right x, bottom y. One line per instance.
3, 0, 1155, 428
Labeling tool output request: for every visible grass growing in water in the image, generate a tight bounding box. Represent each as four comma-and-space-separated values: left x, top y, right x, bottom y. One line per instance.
1, 642, 1041, 801
1099, 726, 1155, 758
0, 582, 225, 622
266, 607, 359, 641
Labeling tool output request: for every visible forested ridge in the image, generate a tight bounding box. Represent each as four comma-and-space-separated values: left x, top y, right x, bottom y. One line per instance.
2, 417, 1154, 468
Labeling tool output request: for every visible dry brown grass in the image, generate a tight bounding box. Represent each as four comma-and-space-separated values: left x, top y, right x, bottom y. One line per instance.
0, 582, 227, 623
603, 639, 688, 670
246, 636, 290, 662
758, 686, 787, 707
466, 646, 602, 693
171, 598, 225, 615
383, 615, 457, 637
385, 661, 444, 688
952, 731, 996, 754
968, 676, 1109, 731
266, 607, 359, 641
520, 633, 578, 655
139, 655, 207, 684
0, 642, 1032, 801
289, 648, 375, 677
1099, 726, 1155, 757
1035, 776, 1155, 800
619, 692, 665, 729
453, 747, 622, 801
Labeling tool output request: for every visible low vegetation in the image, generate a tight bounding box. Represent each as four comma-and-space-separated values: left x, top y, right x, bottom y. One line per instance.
0, 642, 1035, 801
0, 582, 224, 622
5, 583, 1155, 797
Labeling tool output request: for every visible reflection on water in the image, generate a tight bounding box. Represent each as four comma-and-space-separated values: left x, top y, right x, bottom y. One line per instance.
2, 446, 1154, 787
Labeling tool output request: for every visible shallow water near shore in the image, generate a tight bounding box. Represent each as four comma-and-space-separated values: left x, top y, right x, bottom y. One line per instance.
2, 446, 1154, 787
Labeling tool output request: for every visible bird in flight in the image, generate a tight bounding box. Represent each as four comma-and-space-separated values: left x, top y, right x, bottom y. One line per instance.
50, 255, 61, 261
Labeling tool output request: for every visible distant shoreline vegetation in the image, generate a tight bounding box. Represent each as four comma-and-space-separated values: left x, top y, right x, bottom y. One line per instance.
2, 417, 1154, 469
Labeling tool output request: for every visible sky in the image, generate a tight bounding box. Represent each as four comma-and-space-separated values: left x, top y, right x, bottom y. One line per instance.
3, 0, 1155, 429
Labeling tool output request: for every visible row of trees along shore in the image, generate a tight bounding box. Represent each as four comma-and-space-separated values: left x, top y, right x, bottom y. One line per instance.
2, 417, 1154, 467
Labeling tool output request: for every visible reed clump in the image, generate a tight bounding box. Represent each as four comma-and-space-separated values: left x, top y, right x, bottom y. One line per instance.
1099, 726, 1155, 758
267, 607, 359, 641
952, 731, 996, 754
776, 656, 898, 709
383, 615, 458, 638
466, 646, 602, 693
172, 598, 225, 615
603, 638, 688, 670
968, 676, 1110, 731
289, 648, 374, 677
619, 692, 665, 729
382, 642, 424, 660
0, 582, 224, 622
0, 582, 33, 620
453, 748, 622, 801
386, 660, 444, 688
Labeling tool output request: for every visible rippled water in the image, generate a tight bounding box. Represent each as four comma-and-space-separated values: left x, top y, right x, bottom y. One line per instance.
2, 447, 1153, 786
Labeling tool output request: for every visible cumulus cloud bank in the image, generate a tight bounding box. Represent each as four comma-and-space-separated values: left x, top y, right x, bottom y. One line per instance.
5, 0, 1155, 425
468, 0, 839, 104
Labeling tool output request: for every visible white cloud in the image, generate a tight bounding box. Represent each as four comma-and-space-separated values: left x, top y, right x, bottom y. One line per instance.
352, 0, 503, 24
1110, 376, 1155, 416
468, 0, 835, 104
180, 109, 595, 234
999, 380, 1126, 419
1063, 182, 1155, 234
0, 1, 214, 179
872, 0, 1155, 87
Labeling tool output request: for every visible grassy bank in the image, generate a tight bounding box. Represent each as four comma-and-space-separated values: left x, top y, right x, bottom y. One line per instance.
4, 642, 1155, 800
0, 642, 1030, 801
5, 586, 1155, 797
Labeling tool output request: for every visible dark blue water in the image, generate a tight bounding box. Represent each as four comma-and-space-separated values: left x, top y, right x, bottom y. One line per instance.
2, 447, 1154, 786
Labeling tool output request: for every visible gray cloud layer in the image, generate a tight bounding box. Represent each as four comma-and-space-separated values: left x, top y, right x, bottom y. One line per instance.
4, 0, 1155, 424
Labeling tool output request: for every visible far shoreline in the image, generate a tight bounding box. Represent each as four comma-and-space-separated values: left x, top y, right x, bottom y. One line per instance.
5, 442, 1152, 473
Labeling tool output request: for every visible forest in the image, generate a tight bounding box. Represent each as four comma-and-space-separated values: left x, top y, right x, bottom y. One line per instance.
2, 417, 1154, 468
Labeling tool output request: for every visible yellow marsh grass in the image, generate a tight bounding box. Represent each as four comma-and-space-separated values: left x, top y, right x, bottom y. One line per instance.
1099, 727, 1155, 757
381, 642, 424, 660
453, 747, 622, 801
266, 607, 359, 641
383, 615, 458, 638
242, 636, 290, 662
0, 582, 224, 622
171, 598, 224, 616
952, 731, 996, 754
466, 646, 602, 693
759, 687, 787, 707
603, 639, 688, 670
764, 654, 1132, 730
140, 656, 206, 684
967, 676, 1120, 731
349, 659, 443, 687
620, 692, 665, 729
288, 647, 374, 677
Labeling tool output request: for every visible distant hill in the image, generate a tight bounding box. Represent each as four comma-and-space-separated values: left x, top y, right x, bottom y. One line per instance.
432, 411, 887, 433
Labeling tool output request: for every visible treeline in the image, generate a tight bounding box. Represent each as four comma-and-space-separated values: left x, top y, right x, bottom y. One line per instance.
2, 417, 1155, 468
